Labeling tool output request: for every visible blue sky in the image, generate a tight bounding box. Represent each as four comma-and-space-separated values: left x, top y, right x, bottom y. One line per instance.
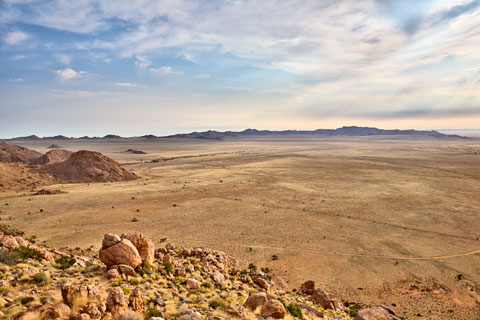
1, 0, 479, 137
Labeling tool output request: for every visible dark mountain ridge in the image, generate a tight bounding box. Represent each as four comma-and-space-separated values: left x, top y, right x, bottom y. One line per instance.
3, 126, 467, 141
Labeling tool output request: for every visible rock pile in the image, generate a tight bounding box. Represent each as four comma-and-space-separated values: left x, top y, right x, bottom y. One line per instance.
0, 230, 405, 320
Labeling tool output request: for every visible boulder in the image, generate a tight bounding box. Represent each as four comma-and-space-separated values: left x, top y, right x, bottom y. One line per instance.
82, 303, 102, 320
211, 271, 225, 283
225, 305, 246, 318
118, 264, 136, 276
244, 292, 268, 310
40, 303, 71, 319
186, 278, 201, 289
260, 299, 286, 319
301, 280, 315, 295
106, 268, 120, 279
255, 277, 270, 290
102, 234, 121, 248
121, 232, 154, 263
99, 239, 142, 269
355, 306, 401, 320
129, 287, 145, 312
106, 287, 128, 315
312, 287, 343, 311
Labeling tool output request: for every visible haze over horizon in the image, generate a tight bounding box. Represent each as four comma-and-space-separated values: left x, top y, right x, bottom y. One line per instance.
1, 0, 480, 137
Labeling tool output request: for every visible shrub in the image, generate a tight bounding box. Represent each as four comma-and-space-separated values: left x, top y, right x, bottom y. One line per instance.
16, 246, 44, 261
348, 309, 358, 317
146, 307, 163, 319
163, 262, 173, 274
32, 272, 50, 285
248, 263, 257, 273
287, 304, 303, 318
54, 256, 76, 270
208, 298, 227, 309
201, 281, 212, 289
122, 287, 132, 295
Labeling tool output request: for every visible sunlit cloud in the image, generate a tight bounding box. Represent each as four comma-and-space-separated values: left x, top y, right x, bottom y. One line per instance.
149, 66, 183, 76
54, 68, 88, 80
3, 31, 29, 45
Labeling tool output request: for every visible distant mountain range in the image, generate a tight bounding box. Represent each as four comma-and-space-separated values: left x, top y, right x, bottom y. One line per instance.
3, 126, 467, 141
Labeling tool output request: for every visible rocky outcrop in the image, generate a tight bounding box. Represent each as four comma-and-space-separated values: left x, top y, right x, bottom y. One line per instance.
128, 287, 144, 312
106, 287, 128, 315
32, 149, 73, 165
312, 287, 344, 311
301, 280, 316, 295
37, 150, 137, 183
355, 306, 402, 320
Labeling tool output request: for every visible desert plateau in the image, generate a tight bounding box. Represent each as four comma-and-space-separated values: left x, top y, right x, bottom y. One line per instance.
0, 131, 479, 319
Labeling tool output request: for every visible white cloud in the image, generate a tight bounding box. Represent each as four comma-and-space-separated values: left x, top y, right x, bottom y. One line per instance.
150, 66, 183, 76
3, 31, 29, 45
50, 89, 119, 97
194, 74, 211, 79
11, 54, 33, 60
54, 68, 88, 80
8, 78, 24, 82
134, 55, 150, 68
115, 82, 141, 87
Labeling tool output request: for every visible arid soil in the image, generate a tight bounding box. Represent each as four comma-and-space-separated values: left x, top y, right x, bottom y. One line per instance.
1, 135, 480, 319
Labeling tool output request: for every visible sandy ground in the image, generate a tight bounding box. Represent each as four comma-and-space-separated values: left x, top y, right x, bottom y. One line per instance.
1, 135, 480, 319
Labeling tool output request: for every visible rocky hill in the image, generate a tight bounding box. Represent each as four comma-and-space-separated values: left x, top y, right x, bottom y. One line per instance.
0, 142, 42, 164
32, 150, 74, 165
37, 150, 137, 183
0, 142, 136, 189
0, 227, 401, 320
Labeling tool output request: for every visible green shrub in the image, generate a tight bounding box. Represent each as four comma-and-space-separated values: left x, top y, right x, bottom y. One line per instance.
145, 307, 163, 319
16, 246, 44, 261
348, 309, 358, 317
287, 304, 303, 318
248, 263, 257, 273
32, 272, 50, 285
201, 281, 212, 289
122, 287, 132, 295
54, 256, 76, 269
208, 298, 227, 309
163, 262, 173, 274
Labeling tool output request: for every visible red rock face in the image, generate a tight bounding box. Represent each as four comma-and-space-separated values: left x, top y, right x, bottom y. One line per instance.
38, 150, 137, 183
32, 149, 73, 165
0, 142, 42, 164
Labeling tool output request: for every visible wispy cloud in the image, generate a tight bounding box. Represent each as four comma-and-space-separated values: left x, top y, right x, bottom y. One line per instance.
3, 31, 29, 45
54, 68, 88, 80
8, 78, 24, 82
150, 66, 183, 76
49, 89, 120, 97
115, 82, 143, 87
194, 74, 211, 79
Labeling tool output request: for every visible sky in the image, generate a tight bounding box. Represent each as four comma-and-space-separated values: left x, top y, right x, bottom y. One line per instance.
1, 0, 479, 137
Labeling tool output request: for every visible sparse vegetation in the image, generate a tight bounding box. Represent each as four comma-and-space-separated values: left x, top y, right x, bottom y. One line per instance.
15, 246, 44, 261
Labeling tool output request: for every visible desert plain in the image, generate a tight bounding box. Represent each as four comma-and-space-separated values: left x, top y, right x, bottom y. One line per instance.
1, 134, 480, 318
